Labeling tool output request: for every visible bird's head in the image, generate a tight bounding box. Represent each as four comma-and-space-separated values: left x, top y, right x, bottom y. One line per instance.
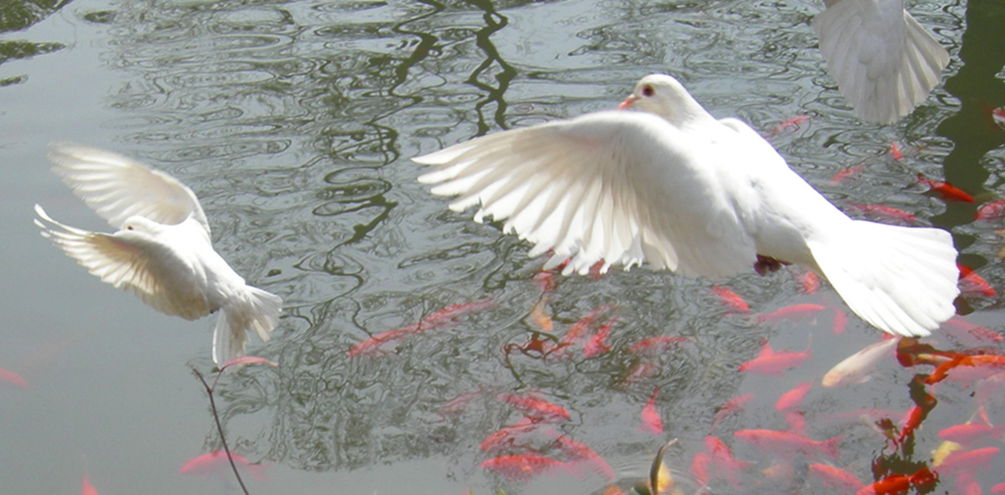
619, 74, 710, 126
121, 215, 162, 235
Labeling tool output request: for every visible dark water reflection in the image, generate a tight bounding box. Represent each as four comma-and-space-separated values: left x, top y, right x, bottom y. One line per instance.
6, 0, 1005, 492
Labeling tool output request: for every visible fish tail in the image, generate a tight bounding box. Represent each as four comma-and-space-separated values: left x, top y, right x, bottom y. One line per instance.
822, 436, 843, 460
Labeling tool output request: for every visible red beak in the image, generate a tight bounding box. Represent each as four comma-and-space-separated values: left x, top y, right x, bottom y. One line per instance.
618, 94, 639, 110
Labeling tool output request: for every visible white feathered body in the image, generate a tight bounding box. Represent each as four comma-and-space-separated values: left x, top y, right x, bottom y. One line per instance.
416, 74, 959, 337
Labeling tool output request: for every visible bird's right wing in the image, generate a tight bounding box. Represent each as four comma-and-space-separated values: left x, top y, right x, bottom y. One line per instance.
813, 0, 949, 124
48, 143, 211, 234
34, 204, 212, 320
414, 111, 756, 278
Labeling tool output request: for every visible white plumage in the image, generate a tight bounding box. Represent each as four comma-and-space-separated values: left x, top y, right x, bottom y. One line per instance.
35, 144, 283, 364
415, 74, 960, 337
814, 0, 950, 123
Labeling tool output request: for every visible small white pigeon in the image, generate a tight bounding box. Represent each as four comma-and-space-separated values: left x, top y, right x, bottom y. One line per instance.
34, 144, 283, 365
814, 0, 950, 124
414, 74, 960, 338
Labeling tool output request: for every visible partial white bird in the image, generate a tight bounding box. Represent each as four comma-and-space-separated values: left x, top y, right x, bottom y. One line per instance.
814, 0, 950, 124
34, 144, 283, 365
414, 74, 960, 337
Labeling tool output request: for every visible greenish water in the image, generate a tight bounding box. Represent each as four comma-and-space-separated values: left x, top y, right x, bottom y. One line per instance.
1, 0, 1003, 493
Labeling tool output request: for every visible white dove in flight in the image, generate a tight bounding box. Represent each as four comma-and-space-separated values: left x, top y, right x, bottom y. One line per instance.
34, 144, 283, 365
414, 74, 959, 337
814, 0, 950, 123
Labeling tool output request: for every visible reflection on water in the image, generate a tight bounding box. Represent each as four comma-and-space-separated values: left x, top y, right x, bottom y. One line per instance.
7, 0, 1005, 492
0, 0, 72, 85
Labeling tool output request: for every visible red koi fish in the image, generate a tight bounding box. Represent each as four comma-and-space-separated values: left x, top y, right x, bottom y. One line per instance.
711, 285, 750, 313
975, 199, 1005, 221
0, 368, 27, 388
346, 328, 415, 357
942, 317, 1003, 345
479, 418, 538, 453
734, 429, 842, 460
769, 115, 811, 135
348, 298, 495, 356
179, 451, 266, 480
991, 481, 1005, 494
938, 423, 1005, 447
774, 382, 812, 412
557, 305, 615, 352
419, 298, 496, 328
689, 452, 711, 487
798, 271, 821, 294
784, 411, 807, 435
846, 203, 918, 225
822, 337, 898, 388
756, 303, 826, 324
916, 173, 975, 202
738, 342, 811, 376
958, 264, 997, 298
498, 392, 570, 422
809, 463, 864, 493
855, 466, 937, 495
896, 405, 926, 444
533, 269, 559, 293
641, 387, 663, 435
81, 475, 99, 495
481, 453, 566, 481
704, 436, 750, 487
583, 318, 617, 358
711, 393, 754, 429
934, 446, 999, 478
438, 388, 484, 417
628, 336, 690, 355
926, 353, 1005, 385
545, 432, 616, 481
888, 142, 904, 161
830, 164, 866, 184
831, 308, 848, 335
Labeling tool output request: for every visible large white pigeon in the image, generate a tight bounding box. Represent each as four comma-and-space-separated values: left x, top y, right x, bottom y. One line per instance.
414, 74, 959, 337
34, 144, 283, 364
814, 0, 950, 123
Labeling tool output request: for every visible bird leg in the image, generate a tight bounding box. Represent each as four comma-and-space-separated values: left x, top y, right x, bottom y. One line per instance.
754, 254, 790, 275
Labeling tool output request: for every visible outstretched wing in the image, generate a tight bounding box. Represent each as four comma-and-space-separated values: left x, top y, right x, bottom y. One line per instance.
34, 204, 212, 320
48, 143, 211, 234
415, 111, 756, 278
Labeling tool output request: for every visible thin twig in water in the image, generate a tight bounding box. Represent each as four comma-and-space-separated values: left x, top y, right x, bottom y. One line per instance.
192, 367, 250, 495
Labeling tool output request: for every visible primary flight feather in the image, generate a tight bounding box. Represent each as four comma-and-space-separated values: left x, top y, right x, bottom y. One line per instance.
414, 74, 959, 337
35, 144, 283, 364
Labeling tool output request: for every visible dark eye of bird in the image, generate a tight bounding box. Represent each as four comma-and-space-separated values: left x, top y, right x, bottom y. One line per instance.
642, 85, 654, 97
127, 225, 134, 230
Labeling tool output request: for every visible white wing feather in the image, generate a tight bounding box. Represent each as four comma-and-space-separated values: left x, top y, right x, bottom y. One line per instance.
34, 204, 212, 320
48, 143, 211, 233
814, 0, 949, 123
415, 111, 757, 277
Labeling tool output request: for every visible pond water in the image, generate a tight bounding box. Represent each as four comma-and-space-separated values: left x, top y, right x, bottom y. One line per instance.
1, 0, 1004, 493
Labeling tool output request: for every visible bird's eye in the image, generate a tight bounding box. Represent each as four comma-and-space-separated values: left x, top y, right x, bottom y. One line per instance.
642, 85, 654, 97
126, 225, 134, 231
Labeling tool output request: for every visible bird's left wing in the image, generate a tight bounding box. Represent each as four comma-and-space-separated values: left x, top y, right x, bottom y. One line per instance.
48, 143, 211, 234
415, 111, 756, 278
34, 204, 212, 320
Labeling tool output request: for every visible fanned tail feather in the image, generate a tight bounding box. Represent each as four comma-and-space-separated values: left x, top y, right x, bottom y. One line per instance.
212, 286, 282, 365
809, 220, 958, 337
814, 0, 949, 123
